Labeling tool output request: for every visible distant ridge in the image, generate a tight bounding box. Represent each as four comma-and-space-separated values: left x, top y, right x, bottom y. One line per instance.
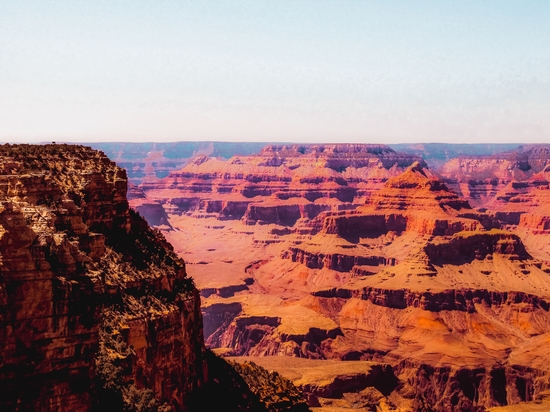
78, 141, 529, 184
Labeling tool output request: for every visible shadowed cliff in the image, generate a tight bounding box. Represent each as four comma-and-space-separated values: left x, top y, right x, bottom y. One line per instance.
0, 144, 208, 411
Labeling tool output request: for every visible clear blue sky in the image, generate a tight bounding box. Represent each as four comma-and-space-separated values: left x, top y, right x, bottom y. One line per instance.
1, 1, 549, 144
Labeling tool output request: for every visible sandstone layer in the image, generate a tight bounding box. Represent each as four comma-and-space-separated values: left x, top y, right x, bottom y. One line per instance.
88, 141, 271, 185
438, 144, 550, 209
0, 144, 207, 411
133, 143, 550, 411
137, 144, 421, 226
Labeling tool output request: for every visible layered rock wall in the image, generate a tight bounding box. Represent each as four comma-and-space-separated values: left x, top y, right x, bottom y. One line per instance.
397, 361, 549, 411
313, 287, 549, 313
282, 247, 396, 272
424, 230, 531, 263
138, 144, 422, 224
0, 145, 207, 412
438, 145, 550, 207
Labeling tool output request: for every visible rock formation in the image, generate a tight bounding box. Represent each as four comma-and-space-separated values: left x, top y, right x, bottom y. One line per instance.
137, 144, 421, 225
438, 144, 550, 208
87, 141, 273, 185
120, 142, 550, 411
0, 144, 207, 411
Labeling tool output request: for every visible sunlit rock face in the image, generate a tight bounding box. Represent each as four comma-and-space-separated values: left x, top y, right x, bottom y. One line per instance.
438, 145, 550, 208
137, 143, 422, 224
126, 143, 550, 411
0, 144, 206, 412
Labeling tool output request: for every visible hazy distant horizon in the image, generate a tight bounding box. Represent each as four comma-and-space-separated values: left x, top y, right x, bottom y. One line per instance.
2, 1, 549, 144
0, 139, 541, 147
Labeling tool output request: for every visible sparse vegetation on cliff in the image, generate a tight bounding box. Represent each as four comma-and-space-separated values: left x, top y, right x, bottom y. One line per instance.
230, 360, 311, 412
95, 310, 172, 412
187, 350, 311, 412
0, 144, 205, 411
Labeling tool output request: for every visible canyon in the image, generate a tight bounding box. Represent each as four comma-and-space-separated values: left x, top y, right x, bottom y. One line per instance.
125, 142, 550, 411
3, 142, 550, 411
0, 144, 208, 411
0, 144, 311, 412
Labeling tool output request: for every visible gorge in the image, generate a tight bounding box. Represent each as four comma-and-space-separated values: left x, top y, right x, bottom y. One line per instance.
2, 142, 550, 411
120, 141, 550, 411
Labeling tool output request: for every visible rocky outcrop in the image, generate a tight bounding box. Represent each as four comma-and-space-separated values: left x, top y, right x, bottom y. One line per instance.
519, 213, 550, 231
366, 161, 472, 211
298, 363, 397, 399
0, 144, 206, 411
208, 321, 343, 359
308, 162, 495, 239
321, 212, 407, 236
487, 168, 550, 231
131, 200, 172, 227
424, 230, 531, 263
279, 164, 499, 276
138, 144, 421, 226
127, 182, 147, 199
201, 297, 343, 360
321, 211, 487, 237
204, 309, 344, 359
313, 287, 549, 313
199, 199, 253, 219
227, 356, 549, 412
243, 202, 333, 226
201, 302, 243, 340
397, 361, 550, 411
282, 247, 395, 272
228, 360, 312, 412
256, 144, 421, 169
438, 144, 550, 207
228, 356, 401, 410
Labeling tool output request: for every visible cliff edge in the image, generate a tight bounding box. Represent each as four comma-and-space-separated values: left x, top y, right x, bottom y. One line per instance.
0, 144, 206, 411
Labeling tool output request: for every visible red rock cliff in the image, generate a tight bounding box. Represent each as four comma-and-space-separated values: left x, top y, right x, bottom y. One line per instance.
138, 144, 422, 224
0, 144, 207, 412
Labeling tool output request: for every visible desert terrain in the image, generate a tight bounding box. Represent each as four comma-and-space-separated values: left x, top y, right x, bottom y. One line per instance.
121, 142, 550, 410
0, 144, 316, 412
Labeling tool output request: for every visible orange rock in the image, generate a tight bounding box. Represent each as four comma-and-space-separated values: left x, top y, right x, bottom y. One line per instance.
0, 144, 206, 411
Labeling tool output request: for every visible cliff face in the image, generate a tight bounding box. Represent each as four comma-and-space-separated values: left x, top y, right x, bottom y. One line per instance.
0, 144, 207, 412
118, 142, 550, 411
312, 162, 495, 239
136, 144, 422, 225
278, 163, 499, 276
438, 145, 550, 208
396, 361, 549, 411
488, 168, 550, 231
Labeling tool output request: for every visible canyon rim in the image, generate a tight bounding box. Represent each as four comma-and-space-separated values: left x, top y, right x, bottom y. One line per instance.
1, 141, 550, 411
3, 2, 550, 410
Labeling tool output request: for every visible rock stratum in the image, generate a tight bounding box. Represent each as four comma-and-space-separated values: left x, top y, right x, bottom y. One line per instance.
128, 142, 550, 411
0, 144, 208, 411
0, 144, 314, 412
438, 145, 550, 210
138, 144, 421, 225
87, 141, 277, 185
